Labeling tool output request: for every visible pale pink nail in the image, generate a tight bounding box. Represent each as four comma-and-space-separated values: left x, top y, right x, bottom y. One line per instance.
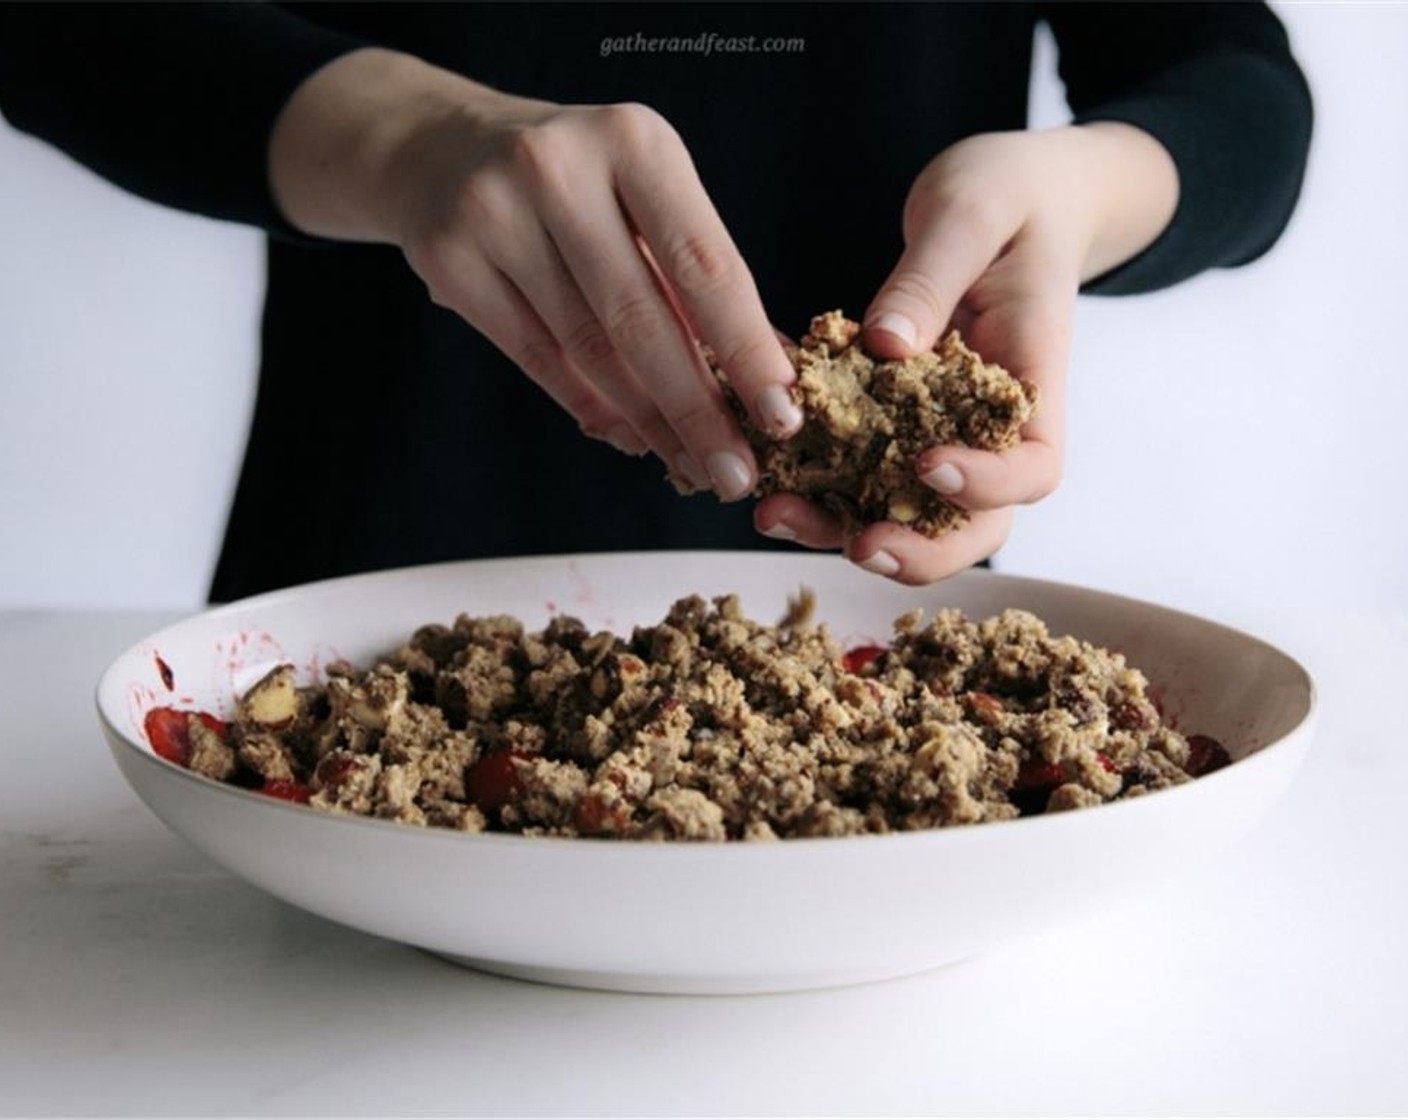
760, 521, 798, 542
866, 312, 917, 351
705, 450, 753, 501
856, 550, 900, 577
922, 461, 964, 495
755, 384, 804, 437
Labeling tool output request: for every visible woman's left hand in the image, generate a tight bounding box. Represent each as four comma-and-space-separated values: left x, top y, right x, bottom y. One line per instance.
754, 123, 1178, 584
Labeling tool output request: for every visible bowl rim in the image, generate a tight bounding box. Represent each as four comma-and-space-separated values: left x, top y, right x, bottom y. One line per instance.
95, 551, 1319, 856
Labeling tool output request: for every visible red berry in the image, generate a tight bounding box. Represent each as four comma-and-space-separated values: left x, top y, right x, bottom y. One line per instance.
1011, 757, 1065, 817
313, 752, 364, 791
196, 712, 228, 738
967, 691, 1005, 719
144, 707, 227, 768
1110, 700, 1154, 731
573, 791, 631, 835
465, 748, 536, 813
259, 779, 310, 804
842, 645, 887, 674
1014, 758, 1065, 790
1186, 734, 1231, 777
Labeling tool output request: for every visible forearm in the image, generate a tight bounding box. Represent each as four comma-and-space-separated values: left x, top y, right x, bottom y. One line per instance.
0, 2, 365, 236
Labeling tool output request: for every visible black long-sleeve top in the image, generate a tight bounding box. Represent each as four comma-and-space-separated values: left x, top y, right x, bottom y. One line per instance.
0, 3, 1313, 601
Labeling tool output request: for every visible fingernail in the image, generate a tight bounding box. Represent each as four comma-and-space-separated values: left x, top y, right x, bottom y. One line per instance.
760, 521, 797, 542
856, 549, 901, 577
604, 423, 646, 456
866, 312, 917, 351
705, 450, 754, 501
755, 384, 804, 437
675, 452, 710, 490
922, 461, 964, 495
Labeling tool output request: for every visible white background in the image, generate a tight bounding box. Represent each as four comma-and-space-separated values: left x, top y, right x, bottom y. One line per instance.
2, 4, 1404, 619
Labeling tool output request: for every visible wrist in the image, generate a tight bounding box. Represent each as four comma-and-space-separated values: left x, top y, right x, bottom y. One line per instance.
268, 47, 508, 244
1056, 122, 1179, 281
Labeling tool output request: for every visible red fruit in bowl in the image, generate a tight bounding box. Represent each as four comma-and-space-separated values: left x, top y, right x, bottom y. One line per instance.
465, 748, 537, 813
1015, 758, 1064, 790
259, 779, 311, 804
144, 707, 227, 767
1186, 734, 1231, 777
842, 645, 887, 674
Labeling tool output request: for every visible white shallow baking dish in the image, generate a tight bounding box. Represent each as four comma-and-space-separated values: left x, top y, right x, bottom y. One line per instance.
97, 552, 1315, 994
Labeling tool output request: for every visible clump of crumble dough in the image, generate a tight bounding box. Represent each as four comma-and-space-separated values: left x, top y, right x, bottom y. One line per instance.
694, 310, 1036, 537
197, 593, 1199, 841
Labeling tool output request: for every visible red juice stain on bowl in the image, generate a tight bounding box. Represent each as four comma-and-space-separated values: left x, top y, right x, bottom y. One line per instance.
154, 654, 175, 691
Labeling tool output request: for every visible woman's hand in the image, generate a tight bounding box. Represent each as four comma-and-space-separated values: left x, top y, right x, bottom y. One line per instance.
269, 48, 802, 499
755, 124, 1178, 583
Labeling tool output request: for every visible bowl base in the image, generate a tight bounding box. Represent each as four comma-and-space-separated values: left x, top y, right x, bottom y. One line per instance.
427, 951, 972, 995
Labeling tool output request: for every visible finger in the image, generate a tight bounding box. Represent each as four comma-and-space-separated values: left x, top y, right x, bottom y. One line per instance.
419, 242, 639, 452
539, 176, 759, 501
846, 509, 1014, 586
915, 237, 1073, 509
480, 217, 696, 467
615, 136, 803, 439
754, 493, 846, 550
861, 196, 1020, 360
915, 442, 1062, 510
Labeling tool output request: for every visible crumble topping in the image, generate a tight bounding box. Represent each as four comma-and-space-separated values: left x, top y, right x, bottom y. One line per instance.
152, 591, 1226, 841
692, 310, 1036, 537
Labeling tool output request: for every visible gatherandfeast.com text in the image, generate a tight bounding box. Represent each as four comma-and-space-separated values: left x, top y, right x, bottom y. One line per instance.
600, 32, 806, 59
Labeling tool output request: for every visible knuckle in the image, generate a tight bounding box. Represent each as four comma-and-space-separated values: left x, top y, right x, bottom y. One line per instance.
661, 231, 737, 296
884, 268, 947, 319
513, 337, 561, 385
605, 294, 672, 354
600, 101, 670, 147
499, 123, 578, 197
563, 317, 619, 372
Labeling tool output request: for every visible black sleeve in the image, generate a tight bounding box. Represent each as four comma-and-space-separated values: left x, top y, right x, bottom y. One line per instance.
1041, 2, 1313, 294
0, 2, 367, 238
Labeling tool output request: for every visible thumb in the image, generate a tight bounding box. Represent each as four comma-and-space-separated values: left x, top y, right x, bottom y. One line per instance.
862, 203, 1011, 360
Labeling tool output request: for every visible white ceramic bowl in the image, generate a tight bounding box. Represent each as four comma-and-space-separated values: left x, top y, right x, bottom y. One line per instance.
97, 553, 1315, 994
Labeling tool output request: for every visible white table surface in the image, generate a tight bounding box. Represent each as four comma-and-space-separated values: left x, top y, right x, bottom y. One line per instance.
2, 604, 1406, 1118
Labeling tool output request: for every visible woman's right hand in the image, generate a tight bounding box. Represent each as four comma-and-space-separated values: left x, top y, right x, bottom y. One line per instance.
270, 48, 801, 498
